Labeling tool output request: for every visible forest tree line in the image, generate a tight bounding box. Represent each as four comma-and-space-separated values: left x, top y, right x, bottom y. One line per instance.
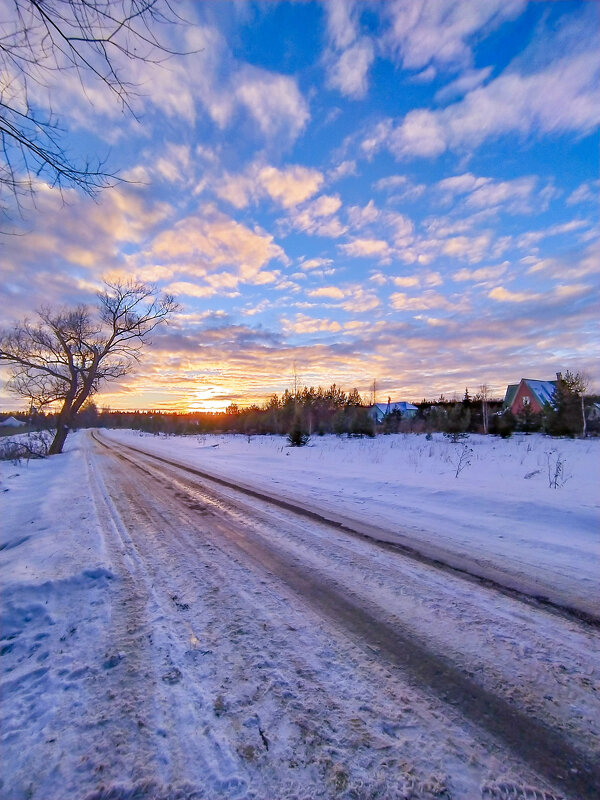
6, 377, 597, 440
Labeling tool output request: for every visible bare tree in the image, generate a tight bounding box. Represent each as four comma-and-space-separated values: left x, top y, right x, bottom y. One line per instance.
1, 1, 184, 208
479, 383, 489, 435
0, 280, 178, 454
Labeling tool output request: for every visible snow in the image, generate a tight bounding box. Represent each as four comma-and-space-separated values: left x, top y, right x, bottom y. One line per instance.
1, 430, 599, 799
101, 429, 600, 618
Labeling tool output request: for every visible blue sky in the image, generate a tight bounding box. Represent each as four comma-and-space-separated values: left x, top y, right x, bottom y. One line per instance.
2, 0, 599, 411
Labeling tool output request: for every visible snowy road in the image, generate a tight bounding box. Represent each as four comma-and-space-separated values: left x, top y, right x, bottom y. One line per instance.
1, 431, 599, 799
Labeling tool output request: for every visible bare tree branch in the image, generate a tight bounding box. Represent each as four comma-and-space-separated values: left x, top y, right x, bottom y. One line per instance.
1, 0, 189, 215
0, 279, 179, 453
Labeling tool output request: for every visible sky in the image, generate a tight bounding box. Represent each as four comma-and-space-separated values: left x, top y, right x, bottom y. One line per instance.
1, 0, 599, 412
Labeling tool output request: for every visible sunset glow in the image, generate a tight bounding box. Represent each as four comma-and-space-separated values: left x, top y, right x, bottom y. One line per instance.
2, 1, 598, 412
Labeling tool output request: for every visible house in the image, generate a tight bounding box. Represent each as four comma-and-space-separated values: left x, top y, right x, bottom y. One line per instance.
503, 376, 559, 416
586, 402, 600, 422
369, 399, 418, 423
0, 416, 26, 428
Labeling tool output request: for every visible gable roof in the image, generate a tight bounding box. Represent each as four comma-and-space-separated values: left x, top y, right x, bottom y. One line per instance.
0, 416, 26, 427
504, 384, 519, 407
524, 379, 557, 407
503, 379, 557, 408
371, 401, 418, 418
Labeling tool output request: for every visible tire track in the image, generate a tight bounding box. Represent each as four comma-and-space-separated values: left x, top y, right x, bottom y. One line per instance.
92, 432, 600, 799
92, 432, 599, 628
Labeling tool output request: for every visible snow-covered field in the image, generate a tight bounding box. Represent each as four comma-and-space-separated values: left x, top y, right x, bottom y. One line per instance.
102, 429, 600, 618
1, 429, 599, 799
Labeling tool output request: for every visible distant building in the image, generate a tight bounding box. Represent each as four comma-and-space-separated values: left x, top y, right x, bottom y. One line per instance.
586, 402, 600, 422
0, 416, 26, 427
369, 400, 418, 423
503, 376, 559, 415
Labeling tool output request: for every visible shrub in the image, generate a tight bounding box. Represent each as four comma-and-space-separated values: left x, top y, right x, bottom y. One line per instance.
287, 414, 310, 447
443, 404, 470, 442
0, 432, 50, 463
490, 411, 515, 439
349, 407, 375, 437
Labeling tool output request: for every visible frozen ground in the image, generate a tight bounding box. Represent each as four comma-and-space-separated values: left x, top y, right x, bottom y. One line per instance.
102, 429, 600, 618
1, 430, 599, 800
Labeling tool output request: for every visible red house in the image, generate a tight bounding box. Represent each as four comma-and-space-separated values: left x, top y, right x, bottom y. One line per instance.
503, 376, 559, 415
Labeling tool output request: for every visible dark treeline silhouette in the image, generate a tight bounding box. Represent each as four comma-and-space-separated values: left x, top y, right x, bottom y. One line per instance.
4, 381, 597, 443
74, 385, 508, 438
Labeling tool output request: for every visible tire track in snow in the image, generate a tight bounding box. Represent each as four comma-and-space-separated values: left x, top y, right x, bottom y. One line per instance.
93, 432, 599, 628
92, 432, 600, 800
86, 442, 258, 797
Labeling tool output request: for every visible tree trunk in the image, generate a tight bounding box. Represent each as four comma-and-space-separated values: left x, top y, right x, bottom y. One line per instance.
48, 402, 75, 455
48, 422, 70, 455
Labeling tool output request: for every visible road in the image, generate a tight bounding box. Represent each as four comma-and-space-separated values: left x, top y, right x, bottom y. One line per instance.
4, 430, 599, 799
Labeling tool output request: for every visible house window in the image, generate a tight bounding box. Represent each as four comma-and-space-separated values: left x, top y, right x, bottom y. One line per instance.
522, 396, 530, 406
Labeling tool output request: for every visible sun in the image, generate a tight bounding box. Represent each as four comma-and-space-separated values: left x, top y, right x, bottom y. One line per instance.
186, 390, 230, 414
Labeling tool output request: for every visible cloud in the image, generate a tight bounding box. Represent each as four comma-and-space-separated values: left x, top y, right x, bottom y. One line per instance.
434, 67, 493, 103
340, 286, 380, 313
453, 263, 509, 283
164, 281, 219, 299
567, 180, 599, 206
392, 275, 420, 288
385, 211, 414, 243
235, 66, 310, 143
390, 109, 447, 158
441, 234, 492, 264
516, 219, 590, 251
326, 0, 359, 50
149, 205, 288, 283
286, 194, 347, 238
371, 22, 599, 161
215, 173, 256, 210
466, 176, 536, 211
260, 165, 324, 208
154, 144, 192, 185
299, 257, 334, 272
327, 38, 375, 99
437, 172, 538, 213
216, 163, 324, 210
488, 286, 540, 303
308, 286, 345, 299
283, 314, 342, 335
1, 182, 173, 314
389, 290, 452, 311
383, 0, 525, 72
324, 0, 375, 99
327, 160, 358, 182
338, 238, 392, 260
489, 282, 591, 306
524, 242, 599, 280
373, 174, 427, 201
241, 299, 271, 317
347, 200, 380, 229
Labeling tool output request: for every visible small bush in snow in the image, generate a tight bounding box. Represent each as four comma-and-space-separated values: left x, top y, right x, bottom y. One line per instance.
443, 404, 470, 443
546, 450, 569, 488
453, 444, 473, 478
287, 414, 310, 447
0, 432, 50, 464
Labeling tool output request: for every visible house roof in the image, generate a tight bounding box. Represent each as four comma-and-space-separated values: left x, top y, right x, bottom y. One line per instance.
503, 379, 557, 408
372, 401, 418, 414
524, 379, 557, 406
0, 416, 26, 427
503, 384, 519, 407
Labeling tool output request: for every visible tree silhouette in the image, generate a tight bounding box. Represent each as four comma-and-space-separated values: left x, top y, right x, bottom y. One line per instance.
1, 1, 184, 208
0, 280, 178, 454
